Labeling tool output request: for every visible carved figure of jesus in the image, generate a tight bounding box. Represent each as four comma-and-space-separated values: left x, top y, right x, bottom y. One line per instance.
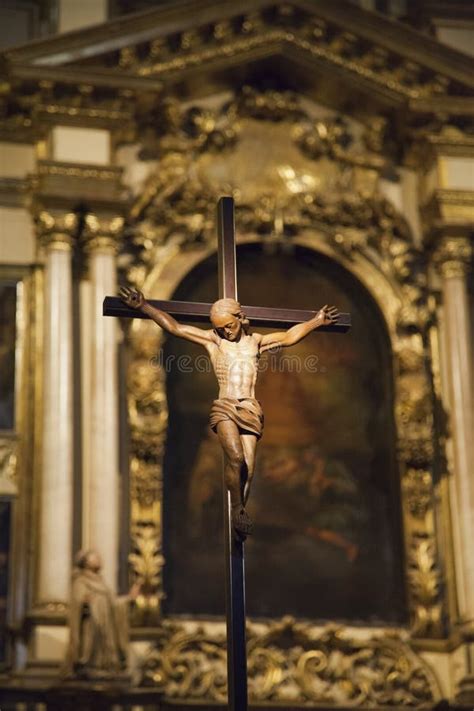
120, 287, 339, 540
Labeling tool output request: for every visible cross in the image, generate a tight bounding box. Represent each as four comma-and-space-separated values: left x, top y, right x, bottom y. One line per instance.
104, 197, 351, 710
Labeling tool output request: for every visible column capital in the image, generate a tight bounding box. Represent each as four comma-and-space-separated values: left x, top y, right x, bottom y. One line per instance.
36, 210, 78, 251
434, 236, 472, 279
83, 213, 124, 255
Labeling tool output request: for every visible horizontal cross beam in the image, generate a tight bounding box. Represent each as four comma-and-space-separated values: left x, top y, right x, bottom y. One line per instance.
103, 297, 351, 333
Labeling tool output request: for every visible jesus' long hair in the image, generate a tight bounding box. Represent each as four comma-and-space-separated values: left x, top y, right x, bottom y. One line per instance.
210, 298, 250, 334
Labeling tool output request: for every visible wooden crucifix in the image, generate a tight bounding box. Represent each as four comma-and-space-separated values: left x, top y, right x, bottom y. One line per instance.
103, 196, 351, 710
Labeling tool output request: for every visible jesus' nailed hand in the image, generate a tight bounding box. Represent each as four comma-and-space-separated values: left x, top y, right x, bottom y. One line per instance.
119, 286, 339, 541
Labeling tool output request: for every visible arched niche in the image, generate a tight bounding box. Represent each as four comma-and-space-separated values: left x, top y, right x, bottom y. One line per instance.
160, 242, 407, 623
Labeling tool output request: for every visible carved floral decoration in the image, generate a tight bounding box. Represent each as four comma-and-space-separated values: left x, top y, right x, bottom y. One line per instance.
141, 617, 439, 705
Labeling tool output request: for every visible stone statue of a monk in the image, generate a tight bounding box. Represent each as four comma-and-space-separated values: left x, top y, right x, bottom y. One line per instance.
120, 286, 339, 541
65, 549, 140, 679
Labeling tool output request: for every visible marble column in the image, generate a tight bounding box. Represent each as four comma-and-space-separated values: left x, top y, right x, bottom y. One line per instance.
37, 211, 77, 605
83, 215, 123, 590
435, 236, 474, 626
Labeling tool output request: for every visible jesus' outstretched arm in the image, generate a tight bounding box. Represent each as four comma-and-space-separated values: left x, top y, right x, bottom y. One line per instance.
119, 287, 216, 347
257, 304, 339, 353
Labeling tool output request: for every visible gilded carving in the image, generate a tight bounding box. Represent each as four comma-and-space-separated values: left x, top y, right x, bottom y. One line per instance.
398, 437, 434, 469
294, 116, 385, 171
394, 334, 434, 474
129, 524, 165, 622
395, 373, 432, 432
0, 5, 466, 145
130, 455, 163, 509
0, 78, 133, 140
2, 0, 472, 150
83, 213, 124, 254
396, 334, 425, 372
226, 85, 304, 122
213, 20, 233, 42
126, 324, 168, 618
0, 438, 18, 495
393, 328, 444, 637
127, 342, 167, 430
403, 469, 433, 519
137, 95, 239, 161
434, 236, 472, 280
119, 46, 138, 70
125, 89, 419, 298
408, 535, 443, 637
141, 617, 439, 705
35, 210, 78, 249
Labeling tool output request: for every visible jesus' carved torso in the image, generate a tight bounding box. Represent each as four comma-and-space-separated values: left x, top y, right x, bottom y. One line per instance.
207, 333, 260, 400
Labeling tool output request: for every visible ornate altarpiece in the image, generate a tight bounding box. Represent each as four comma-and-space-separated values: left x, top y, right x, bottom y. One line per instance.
1, 0, 474, 706
122, 87, 445, 707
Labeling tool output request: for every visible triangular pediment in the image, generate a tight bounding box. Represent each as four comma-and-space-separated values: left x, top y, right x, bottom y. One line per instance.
1, 0, 473, 143
3, 0, 474, 100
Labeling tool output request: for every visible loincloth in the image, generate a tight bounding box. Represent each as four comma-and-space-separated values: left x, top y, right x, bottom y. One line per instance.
210, 398, 264, 439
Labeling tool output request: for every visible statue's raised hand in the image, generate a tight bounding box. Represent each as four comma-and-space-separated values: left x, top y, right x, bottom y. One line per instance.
315, 304, 339, 326
119, 286, 145, 310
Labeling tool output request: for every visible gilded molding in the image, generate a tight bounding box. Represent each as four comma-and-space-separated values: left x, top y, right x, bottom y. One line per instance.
0, 177, 28, 208
29, 601, 68, 618
422, 189, 474, 226
4, 0, 472, 87
111, 11, 455, 102
427, 132, 474, 158
0, 80, 134, 139
441, 190, 474, 222
437, 261, 470, 280
33, 160, 129, 211
406, 123, 474, 170
36, 102, 132, 124
37, 162, 122, 182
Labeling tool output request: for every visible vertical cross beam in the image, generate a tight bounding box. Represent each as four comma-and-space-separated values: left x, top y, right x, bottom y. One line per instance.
217, 196, 248, 711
